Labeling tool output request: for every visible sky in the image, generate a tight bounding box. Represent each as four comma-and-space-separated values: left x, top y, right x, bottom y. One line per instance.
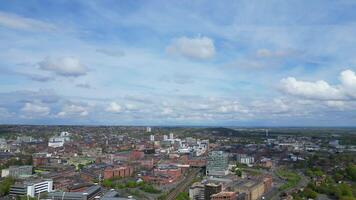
1, 0, 356, 126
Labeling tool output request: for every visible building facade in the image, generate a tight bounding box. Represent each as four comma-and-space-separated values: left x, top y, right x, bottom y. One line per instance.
206, 151, 229, 176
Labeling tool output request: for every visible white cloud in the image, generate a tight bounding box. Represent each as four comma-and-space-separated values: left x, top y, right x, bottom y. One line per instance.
57, 104, 88, 117
0, 11, 56, 31
280, 77, 344, 100
280, 69, 356, 100
106, 102, 123, 113
38, 57, 88, 77
21, 103, 50, 116
339, 70, 356, 97
166, 36, 215, 60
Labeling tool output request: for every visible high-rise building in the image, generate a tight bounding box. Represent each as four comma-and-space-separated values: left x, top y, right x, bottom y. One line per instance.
163, 135, 168, 141
169, 133, 174, 140
204, 183, 222, 200
146, 127, 152, 133
206, 151, 229, 176
189, 182, 205, 200
150, 135, 155, 141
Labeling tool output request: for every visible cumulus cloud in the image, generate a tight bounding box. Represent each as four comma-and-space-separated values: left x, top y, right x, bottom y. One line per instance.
38, 57, 88, 77
21, 102, 50, 116
280, 69, 356, 100
166, 36, 215, 60
339, 70, 356, 97
106, 102, 123, 113
0, 11, 56, 31
57, 104, 89, 117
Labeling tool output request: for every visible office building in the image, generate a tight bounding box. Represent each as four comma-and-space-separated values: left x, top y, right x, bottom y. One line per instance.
146, 127, 152, 133
48, 185, 101, 200
236, 154, 254, 165
189, 182, 205, 200
206, 151, 229, 176
150, 135, 155, 141
10, 179, 53, 197
1, 165, 33, 178
204, 183, 222, 200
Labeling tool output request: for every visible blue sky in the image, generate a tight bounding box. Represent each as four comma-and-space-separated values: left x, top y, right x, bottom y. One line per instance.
1, 0, 356, 126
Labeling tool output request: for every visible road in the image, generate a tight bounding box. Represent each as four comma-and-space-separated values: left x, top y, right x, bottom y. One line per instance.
166, 168, 201, 200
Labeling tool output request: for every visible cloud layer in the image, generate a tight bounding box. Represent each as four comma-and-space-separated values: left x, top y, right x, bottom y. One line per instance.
1, 1, 356, 125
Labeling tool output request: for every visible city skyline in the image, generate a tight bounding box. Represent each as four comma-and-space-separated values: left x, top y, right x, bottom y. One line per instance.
1, 1, 356, 126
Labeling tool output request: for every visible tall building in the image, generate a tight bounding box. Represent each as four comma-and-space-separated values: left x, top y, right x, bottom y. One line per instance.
189, 182, 205, 200
10, 179, 53, 197
204, 183, 222, 200
163, 135, 168, 141
146, 127, 152, 133
169, 133, 174, 140
206, 151, 229, 176
150, 135, 155, 141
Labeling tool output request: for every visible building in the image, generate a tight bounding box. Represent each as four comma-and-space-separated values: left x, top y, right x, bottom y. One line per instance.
48, 137, 65, 148
211, 192, 237, 200
146, 127, 152, 133
1, 165, 33, 178
103, 166, 133, 179
10, 179, 53, 197
169, 133, 174, 140
189, 182, 205, 200
154, 164, 182, 181
48, 185, 101, 200
206, 151, 229, 176
150, 135, 155, 141
236, 154, 254, 165
234, 180, 264, 200
205, 183, 222, 200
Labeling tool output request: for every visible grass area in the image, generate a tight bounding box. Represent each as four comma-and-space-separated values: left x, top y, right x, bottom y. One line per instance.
276, 169, 301, 191
242, 168, 262, 176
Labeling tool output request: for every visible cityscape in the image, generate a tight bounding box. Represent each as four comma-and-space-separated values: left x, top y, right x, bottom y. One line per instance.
1, 1, 356, 200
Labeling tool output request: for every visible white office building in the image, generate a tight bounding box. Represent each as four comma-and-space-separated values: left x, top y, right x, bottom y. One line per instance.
150, 135, 155, 141
48, 137, 65, 148
10, 179, 53, 197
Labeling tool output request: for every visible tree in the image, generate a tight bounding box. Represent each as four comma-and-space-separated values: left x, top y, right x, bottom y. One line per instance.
176, 192, 190, 200
0, 177, 15, 196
